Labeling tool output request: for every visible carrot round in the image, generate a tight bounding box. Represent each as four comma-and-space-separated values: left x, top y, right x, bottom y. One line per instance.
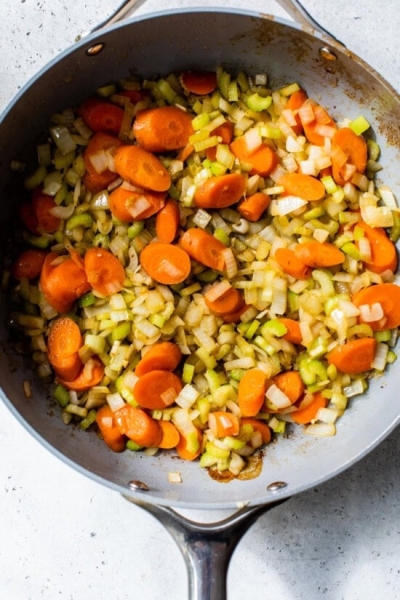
354, 221, 398, 274
238, 192, 271, 222
240, 418, 271, 444
193, 173, 246, 209
78, 97, 124, 135
278, 318, 303, 345
303, 103, 336, 146
273, 370, 305, 404
327, 337, 377, 374
295, 240, 345, 268
238, 368, 267, 417
278, 173, 326, 202
275, 247, 311, 280
208, 411, 240, 437
229, 137, 279, 176
139, 241, 191, 285
133, 369, 183, 410
84, 247, 125, 296
135, 341, 182, 377
108, 186, 166, 222
176, 428, 203, 461
40, 253, 91, 313
221, 302, 250, 324
32, 189, 61, 233
11, 249, 46, 280
96, 405, 127, 452
181, 70, 218, 95
332, 127, 367, 181
352, 283, 400, 331
133, 106, 194, 153
113, 144, 171, 192
292, 392, 328, 425
114, 404, 162, 447
180, 228, 226, 271
205, 121, 234, 161
158, 420, 180, 449
82, 131, 122, 193
155, 198, 181, 243
205, 286, 244, 317
286, 89, 308, 135
57, 357, 105, 391
18, 200, 39, 234
47, 316, 83, 381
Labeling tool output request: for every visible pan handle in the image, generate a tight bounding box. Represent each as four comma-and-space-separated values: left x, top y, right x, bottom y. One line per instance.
123, 497, 287, 600
90, 0, 344, 47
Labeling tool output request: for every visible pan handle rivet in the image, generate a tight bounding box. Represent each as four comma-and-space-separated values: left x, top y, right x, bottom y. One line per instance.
319, 47, 337, 61
86, 43, 105, 56
128, 480, 150, 492
267, 481, 287, 492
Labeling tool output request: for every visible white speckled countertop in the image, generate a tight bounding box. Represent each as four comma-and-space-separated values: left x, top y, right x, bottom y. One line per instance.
1, 1, 400, 599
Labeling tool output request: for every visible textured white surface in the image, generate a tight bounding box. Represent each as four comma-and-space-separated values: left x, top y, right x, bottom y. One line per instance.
1, 1, 400, 599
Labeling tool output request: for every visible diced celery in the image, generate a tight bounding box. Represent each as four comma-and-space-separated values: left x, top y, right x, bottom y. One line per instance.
213, 228, 230, 246
53, 384, 70, 408
192, 113, 211, 130
195, 347, 217, 370
367, 139, 380, 161
205, 369, 221, 393
66, 212, 94, 230
218, 70, 231, 100
236, 71, 250, 92
389, 211, 400, 243
24, 165, 47, 190
126, 440, 143, 451
200, 452, 218, 468
261, 319, 286, 338
79, 409, 97, 430
79, 292, 96, 308
205, 441, 230, 459
340, 241, 361, 260
111, 321, 131, 342
386, 350, 397, 364
349, 115, 370, 136
157, 78, 177, 103
97, 83, 117, 97
245, 93, 272, 112
279, 82, 300, 96
182, 363, 195, 384
229, 369, 245, 382
244, 320, 260, 340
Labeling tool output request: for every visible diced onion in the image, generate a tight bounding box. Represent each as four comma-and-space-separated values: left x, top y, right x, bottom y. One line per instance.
265, 384, 292, 409
270, 196, 308, 216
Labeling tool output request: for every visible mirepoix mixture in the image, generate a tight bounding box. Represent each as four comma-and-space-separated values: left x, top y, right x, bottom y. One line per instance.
6, 66, 400, 478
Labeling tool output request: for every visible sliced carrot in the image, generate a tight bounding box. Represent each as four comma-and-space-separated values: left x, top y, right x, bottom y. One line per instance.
177, 143, 195, 162
18, 201, 39, 234
354, 221, 398, 274
352, 283, 400, 331
155, 198, 181, 243
275, 247, 311, 280
327, 337, 377, 374
273, 370, 305, 404
140, 241, 191, 285
180, 228, 227, 271
135, 341, 182, 377
292, 392, 328, 425
84, 247, 125, 296
11, 249, 46, 280
114, 404, 162, 447
221, 303, 250, 323
176, 428, 203, 461
57, 357, 105, 391
204, 284, 244, 316
78, 97, 124, 135
286, 89, 308, 135
181, 70, 218, 95
193, 173, 246, 209
208, 411, 240, 437
40, 253, 91, 313
32, 189, 61, 233
238, 368, 267, 417
133, 106, 194, 153
277, 318, 303, 345
240, 418, 271, 444
295, 240, 345, 268
303, 102, 336, 146
158, 420, 180, 449
238, 192, 271, 222
278, 173, 326, 202
96, 405, 127, 453
118, 89, 148, 104
331, 127, 368, 186
113, 144, 171, 192
108, 186, 166, 222
47, 316, 83, 381
82, 131, 121, 193
205, 121, 234, 161
133, 370, 183, 410
230, 136, 279, 176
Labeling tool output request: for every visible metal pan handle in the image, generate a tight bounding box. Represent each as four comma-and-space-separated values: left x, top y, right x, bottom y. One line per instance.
91, 0, 344, 46
123, 497, 287, 600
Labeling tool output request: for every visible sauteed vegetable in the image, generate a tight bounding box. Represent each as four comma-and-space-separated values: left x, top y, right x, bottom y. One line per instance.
6, 66, 400, 477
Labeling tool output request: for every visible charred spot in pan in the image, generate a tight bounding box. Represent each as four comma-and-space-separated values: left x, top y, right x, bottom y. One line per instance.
208, 452, 264, 483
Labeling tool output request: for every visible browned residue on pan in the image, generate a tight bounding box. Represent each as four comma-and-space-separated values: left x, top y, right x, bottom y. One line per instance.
208, 453, 264, 483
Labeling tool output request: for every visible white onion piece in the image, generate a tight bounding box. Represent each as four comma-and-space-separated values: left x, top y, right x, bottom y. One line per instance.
265, 384, 292, 409
359, 302, 384, 322
205, 280, 231, 302
127, 195, 151, 218
371, 342, 388, 371
270, 195, 308, 216
49, 203, 75, 219
304, 422, 336, 437
106, 392, 126, 412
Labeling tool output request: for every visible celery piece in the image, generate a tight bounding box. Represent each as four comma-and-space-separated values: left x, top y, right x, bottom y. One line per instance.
196, 269, 218, 283
195, 347, 217, 370
182, 363, 195, 384
389, 211, 400, 243
79, 292, 96, 308
23, 300, 38, 317
200, 452, 218, 468
92, 233, 110, 248
24, 165, 47, 190
54, 149, 75, 171
211, 90, 221, 110
227, 81, 239, 103
237, 71, 250, 93
205, 441, 230, 459
73, 155, 87, 178
367, 139, 380, 161
54, 384, 71, 408
218, 70, 231, 100
246, 93, 272, 112
299, 357, 327, 386
269, 418, 286, 434
213, 228, 230, 246
341, 241, 361, 261
148, 314, 165, 329
374, 329, 392, 343
97, 83, 117, 97
210, 161, 227, 176
244, 320, 260, 340
349, 115, 370, 136
79, 409, 97, 430
111, 321, 131, 342
386, 350, 397, 364
54, 182, 68, 206
205, 369, 221, 393
157, 78, 177, 103
192, 112, 211, 130
168, 184, 180, 201
126, 440, 143, 451
222, 436, 246, 451
66, 212, 94, 230
261, 319, 286, 338
25, 233, 52, 249
229, 369, 245, 382
303, 206, 326, 221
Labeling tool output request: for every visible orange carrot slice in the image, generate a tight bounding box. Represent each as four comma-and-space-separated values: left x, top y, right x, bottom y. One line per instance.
113, 144, 171, 192
135, 342, 182, 377
352, 283, 400, 331
278, 173, 326, 202
114, 404, 162, 447
139, 241, 191, 285
238, 368, 267, 417
133, 106, 194, 153
193, 173, 246, 209
96, 405, 127, 452
84, 247, 125, 296
327, 337, 377, 374
133, 370, 183, 410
